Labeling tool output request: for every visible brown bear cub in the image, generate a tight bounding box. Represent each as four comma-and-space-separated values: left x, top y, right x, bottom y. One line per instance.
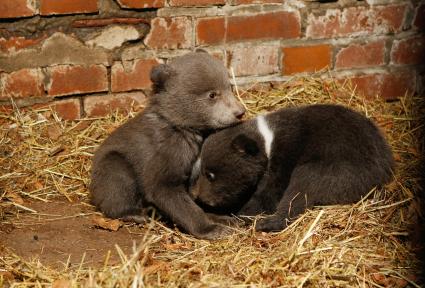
192, 104, 394, 232
90, 51, 245, 239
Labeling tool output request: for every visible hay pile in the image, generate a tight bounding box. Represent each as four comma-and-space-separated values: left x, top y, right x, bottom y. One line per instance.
0, 75, 423, 287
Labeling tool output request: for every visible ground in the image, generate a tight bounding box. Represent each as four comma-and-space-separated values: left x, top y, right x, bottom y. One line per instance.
1, 201, 146, 269
0, 77, 423, 287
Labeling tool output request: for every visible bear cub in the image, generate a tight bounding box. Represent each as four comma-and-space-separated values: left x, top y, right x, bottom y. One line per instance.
192, 104, 394, 232
90, 51, 245, 239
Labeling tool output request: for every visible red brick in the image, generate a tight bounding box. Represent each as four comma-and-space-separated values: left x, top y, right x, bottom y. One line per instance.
347, 72, 416, 100
53, 98, 81, 120
84, 92, 146, 117
230, 0, 281, 4
391, 36, 425, 65
40, 0, 98, 15
111, 59, 160, 93
196, 17, 225, 45
306, 5, 406, 39
170, 0, 224, 6
144, 17, 192, 49
47, 65, 108, 97
116, 0, 165, 9
413, 3, 425, 30
335, 41, 385, 69
0, 69, 45, 99
0, 36, 47, 53
228, 46, 279, 77
282, 45, 331, 75
227, 12, 300, 42
0, 0, 36, 18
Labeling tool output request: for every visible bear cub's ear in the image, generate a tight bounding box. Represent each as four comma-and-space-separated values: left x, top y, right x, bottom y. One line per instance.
150, 64, 175, 91
231, 134, 260, 157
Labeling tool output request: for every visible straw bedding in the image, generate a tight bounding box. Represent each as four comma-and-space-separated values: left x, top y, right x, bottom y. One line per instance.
0, 75, 423, 287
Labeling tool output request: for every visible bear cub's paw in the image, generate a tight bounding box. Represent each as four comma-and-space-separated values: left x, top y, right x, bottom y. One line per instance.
207, 213, 244, 227
196, 222, 236, 240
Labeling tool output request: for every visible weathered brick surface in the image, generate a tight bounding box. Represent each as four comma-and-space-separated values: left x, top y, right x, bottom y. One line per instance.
228, 46, 279, 77
335, 41, 386, 69
282, 45, 331, 75
116, 0, 165, 8
145, 17, 192, 49
0, 33, 109, 73
347, 72, 416, 99
196, 17, 225, 45
196, 12, 301, 45
111, 59, 159, 92
170, 0, 225, 6
230, 0, 281, 4
208, 50, 226, 62
40, 0, 98, 15
306, 5, 406, 38
0, 0, 37, 18
227, 12, 301, 42
86, 26, 141, 50
0, 0, 422, 116
391, 36, 425, 65
0, 69, 45, 99
84, 92, 146, 117
46, 65, 108, 97
53, 98, 81, 120
72, 18, 150, 28
0, 36, 47, 53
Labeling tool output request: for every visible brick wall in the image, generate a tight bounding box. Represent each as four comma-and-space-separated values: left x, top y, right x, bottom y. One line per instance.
0, 0, 423, 119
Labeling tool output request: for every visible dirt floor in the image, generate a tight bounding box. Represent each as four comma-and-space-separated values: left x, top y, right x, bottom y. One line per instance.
0, 78, 423, 286
0, 200, 146, 269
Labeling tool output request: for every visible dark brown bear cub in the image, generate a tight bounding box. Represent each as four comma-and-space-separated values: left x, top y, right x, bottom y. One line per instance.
193, 104, 394, 232
90, 51, 245, 239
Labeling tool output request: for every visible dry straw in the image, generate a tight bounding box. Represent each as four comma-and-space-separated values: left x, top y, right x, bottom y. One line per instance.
0, 74, 423, 287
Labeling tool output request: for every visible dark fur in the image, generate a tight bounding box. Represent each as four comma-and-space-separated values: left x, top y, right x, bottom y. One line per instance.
193, 104, 395, 232
90, 51, 245, 239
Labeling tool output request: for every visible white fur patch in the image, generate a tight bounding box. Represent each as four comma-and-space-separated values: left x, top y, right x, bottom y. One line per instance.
256, 115, 274, 158
193, 157, 201, 174
190, 157, 202, 185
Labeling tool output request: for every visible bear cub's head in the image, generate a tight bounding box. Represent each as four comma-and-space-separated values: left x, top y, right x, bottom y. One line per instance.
150, 50, 245, 130
192, 131, 268, 213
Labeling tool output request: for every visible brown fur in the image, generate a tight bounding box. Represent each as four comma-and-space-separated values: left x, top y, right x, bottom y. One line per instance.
193, 105, 395, 232
90, 51, 245, 239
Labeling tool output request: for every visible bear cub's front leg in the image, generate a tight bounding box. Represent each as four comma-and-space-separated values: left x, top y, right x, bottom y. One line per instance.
90, 51, 245, 239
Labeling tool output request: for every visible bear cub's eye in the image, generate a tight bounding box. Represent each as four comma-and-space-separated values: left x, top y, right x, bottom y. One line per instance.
206, 172, 215, 182
208, 91, 217, 99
